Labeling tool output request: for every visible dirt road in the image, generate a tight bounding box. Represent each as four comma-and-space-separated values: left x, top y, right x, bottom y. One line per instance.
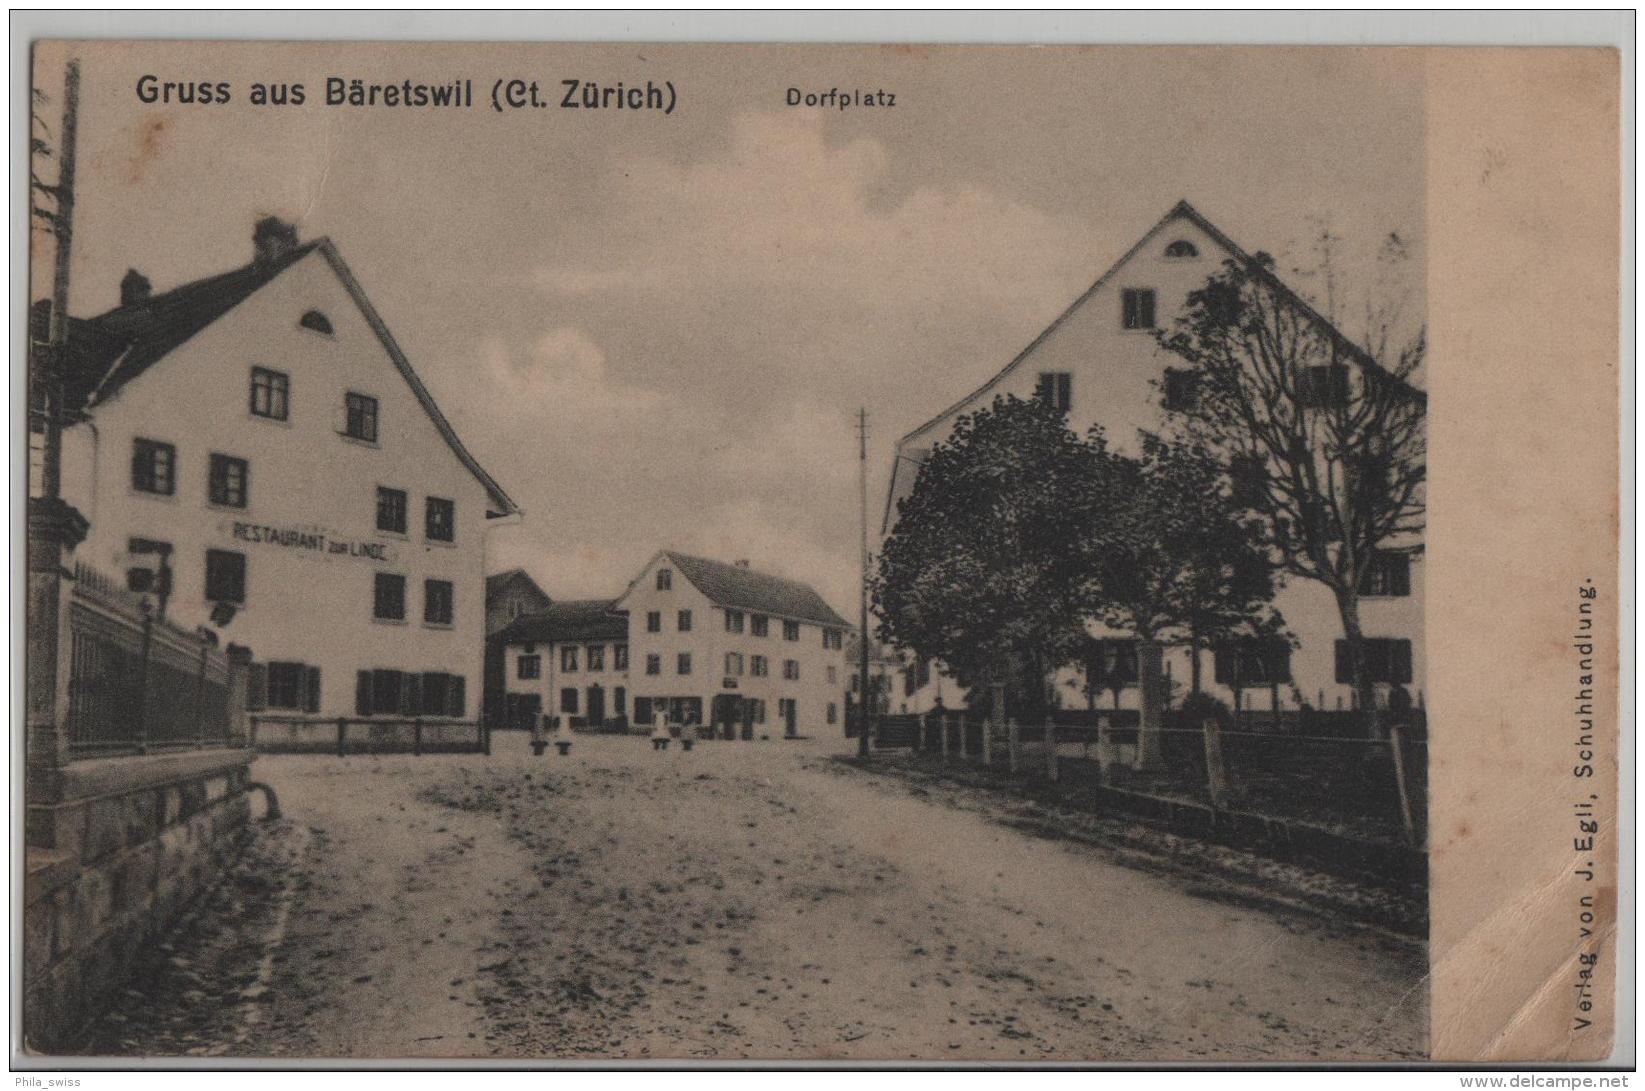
112, 735, 1427, 1061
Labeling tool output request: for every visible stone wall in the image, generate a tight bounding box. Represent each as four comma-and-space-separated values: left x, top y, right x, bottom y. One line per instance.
23, 747, 255, 1053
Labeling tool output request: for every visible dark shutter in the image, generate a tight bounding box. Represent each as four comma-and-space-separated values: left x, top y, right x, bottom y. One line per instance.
403, 672, 422, 716
1392, 640, 1413, 685
1334, 640, 1353, 684
305, 667, 322, 713
356, 670, 373, 716
1057, 373, 1072, 411
1213, 646, 1234, 686
247, 663, 267, 711
449, 676, 465, 718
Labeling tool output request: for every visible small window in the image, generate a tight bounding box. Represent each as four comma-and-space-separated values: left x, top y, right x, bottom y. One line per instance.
132, 438, 176, 495
1122, 288, 1157, 330
1361, 550, 1413, 598
645, 654, 661, 676
725, 609, 745, 634
823, 629, 843, 650
561, 646, 579, 673
300, 310, 334, 336
373, 572, 406, 621
424, 579, 454, 626
751, 614, 769, 637
827, 666, 838, 685
420, 672, 465, 717
208, 453, 249, 508
250, 367, 289, 421
426, 497, 455, 542
677, 652, 692, 676
725, 652, 744, 676
517, 655, 541, 680
266, 662, 309, 710
1335, 638, 1413, 685
345, 392, 379, 443
561, 687, 580, 714
783, 620, 801, 642
827, 702, 838, 725
587, 645, 605, 671
376, 487, 408, 534
1164, 239, 1199, 259
1215, 639, 1293, 686
783, 659, 800, 681
646, 611, 662, 633
205, 549, 246, 605
657, 568, 672, 591
678, 609, 693, 632
1035, 372, 1073, 414
1163, 368, 1198, 412
1299, 364, 1350, 409
613, 644, 629, 671
751, 655, 768, 678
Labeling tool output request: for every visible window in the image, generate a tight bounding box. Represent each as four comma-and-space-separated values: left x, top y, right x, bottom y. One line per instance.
376, 487, 408, 534
561, 646, 579, 673
646, 611, 662, 633
1085, 639, 1138, 688
250, 367, 289, 420
645, 653, 661, 676
1214, 639, 1293, 686
344, 393, 379, 442
1335, 638, 1413, 685
1035, 372, 1073, 413
205, 453, 250, 508
423, 579, 454, 626
299, 309, 334, 336
822, 629, 843, 650
1230, 454, 1267, 508
783, 659, 800, 681
677, 652, 692, 675
725, 609, 745, 634
561, 687, 579, 714
614, 687, 626, 717
266, 662, 320, 712
132, 438, 176, 495
1164, 239, 1199, 258
425, 497, 455, 542
1122, 288, 1157, 330
1299, 364, 1350, 409
657, 568, 672, 590
517, 654, 541, 680
613, 644, 629, 671
827, 702, 838, 725
725, 652, 744, 676
678, 609, 693, 632
373, 572, 406, 621
205, 549, 246, 605
827, 666, 837, 685
420, 672, 466, 717
783, 619, 800, 641
1361, 550, 1412, 598
751, 614, 770, 637
751, 655, 769, 678
586, 645, 605, 671
1163, 368, 1198, 412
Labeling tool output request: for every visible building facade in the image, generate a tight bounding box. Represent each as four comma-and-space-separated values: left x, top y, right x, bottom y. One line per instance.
613, 552, 851, 738
51, 219, 518, 722
496, 600, 629, 730
484, 568, 553, 725
883, 201, 1424, 716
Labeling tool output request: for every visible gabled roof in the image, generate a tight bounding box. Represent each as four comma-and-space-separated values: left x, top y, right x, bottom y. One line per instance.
51, 237, 519, 517
496, 600, 627, 646
486, 567, 551, 604
616, 550, 852, 629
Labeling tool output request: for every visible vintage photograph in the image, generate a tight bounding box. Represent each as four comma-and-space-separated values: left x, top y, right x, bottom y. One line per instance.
15, 34, 1618, 1067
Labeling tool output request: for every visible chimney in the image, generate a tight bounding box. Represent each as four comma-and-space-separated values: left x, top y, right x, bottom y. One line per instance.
252, 216, 299, 267
119, 269, 152, 306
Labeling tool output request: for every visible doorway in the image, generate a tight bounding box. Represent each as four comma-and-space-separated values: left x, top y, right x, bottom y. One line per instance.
586, 685, 605, 727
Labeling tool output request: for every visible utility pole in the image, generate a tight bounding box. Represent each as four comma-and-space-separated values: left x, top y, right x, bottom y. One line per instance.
38, 57, 80, 502
857, 407, 872, 759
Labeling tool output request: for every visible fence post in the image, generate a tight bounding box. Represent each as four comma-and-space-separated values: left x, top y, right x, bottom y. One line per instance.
940, 712, 950, 760
483, 719, 492, 756
1202, 716, 1231, 809
226, 644, 252, 748
337, 717, 347, 757
413, 718, 423, 757
1388, 723, 1419, 846
1007, 718, 1020, 774
195, 643, 210, 748
1045, 718, 1058, 782
986, 683, 1003, 767
132, 605, 155, 754
26, 497, 88, 822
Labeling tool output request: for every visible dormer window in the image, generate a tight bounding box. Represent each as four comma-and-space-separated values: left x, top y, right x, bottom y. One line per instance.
299, 310, 334, 336
1164, 239, 1199, 259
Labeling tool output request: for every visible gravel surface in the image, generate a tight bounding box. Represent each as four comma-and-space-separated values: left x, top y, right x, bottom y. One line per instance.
85, 734, 1427, 1062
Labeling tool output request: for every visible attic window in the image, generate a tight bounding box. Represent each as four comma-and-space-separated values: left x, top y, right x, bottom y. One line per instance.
1164, 239, 1199, 259
299, 310, 334, 336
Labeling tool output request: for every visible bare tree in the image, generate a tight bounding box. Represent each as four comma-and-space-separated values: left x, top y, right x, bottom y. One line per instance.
1159, 246, 1425, 739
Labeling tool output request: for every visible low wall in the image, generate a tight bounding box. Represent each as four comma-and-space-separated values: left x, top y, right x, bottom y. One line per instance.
251, 717, 486, 754
24, 747, 256, 1053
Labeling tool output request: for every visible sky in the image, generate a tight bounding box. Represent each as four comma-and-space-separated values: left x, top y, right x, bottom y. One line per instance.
35, 42, 1426, 614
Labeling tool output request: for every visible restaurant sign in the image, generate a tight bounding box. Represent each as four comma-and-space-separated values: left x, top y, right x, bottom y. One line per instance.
223, 520, 398, 564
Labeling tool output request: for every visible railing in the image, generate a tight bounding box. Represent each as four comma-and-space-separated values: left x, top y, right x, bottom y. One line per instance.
250, 715, 488, 755
64, 563, 235, 756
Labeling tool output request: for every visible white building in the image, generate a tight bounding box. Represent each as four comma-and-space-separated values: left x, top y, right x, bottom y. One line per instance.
496, 600, 629, 730
883, 201, 1423, 715
50, 218, 518, 721
612, 552, 851, 738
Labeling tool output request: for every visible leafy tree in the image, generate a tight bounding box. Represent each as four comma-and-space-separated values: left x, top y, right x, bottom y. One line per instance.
874, 395, 1095, 716
1079, 432, 1280, 768
1159, 250, 1425, 739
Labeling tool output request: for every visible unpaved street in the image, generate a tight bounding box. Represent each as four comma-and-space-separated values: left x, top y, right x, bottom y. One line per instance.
132, 735, 1426, 1061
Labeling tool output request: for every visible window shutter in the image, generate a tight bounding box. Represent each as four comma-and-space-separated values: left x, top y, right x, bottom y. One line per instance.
450, 676, 465, 718
1334, 640, 1353, 684
247, 663, 267, 711
403, 672, 422, 716
356, 670, 373, 716
1393, 641, 1413, 685
1057, 373, 1072, 411
305, 667, 322, 713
